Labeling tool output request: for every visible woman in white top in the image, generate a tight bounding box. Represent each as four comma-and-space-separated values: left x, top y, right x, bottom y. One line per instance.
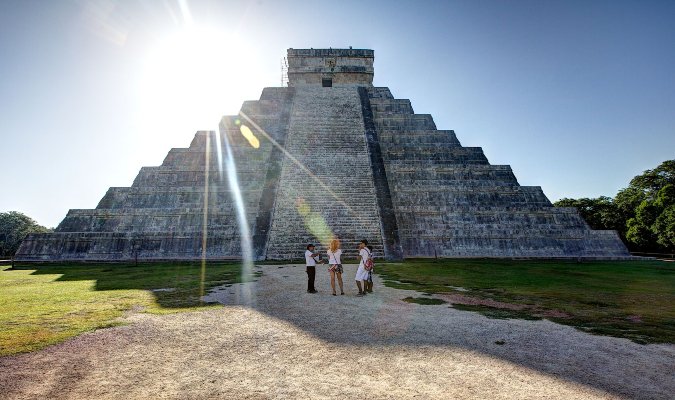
327, 238, 344, 296
355, 239, 371, 296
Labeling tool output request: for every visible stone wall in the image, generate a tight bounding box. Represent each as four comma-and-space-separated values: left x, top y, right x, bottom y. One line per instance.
287, 48, 374, 87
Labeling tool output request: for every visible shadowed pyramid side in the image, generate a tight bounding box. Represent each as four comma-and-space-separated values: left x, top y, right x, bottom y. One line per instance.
14, 88, 294, 262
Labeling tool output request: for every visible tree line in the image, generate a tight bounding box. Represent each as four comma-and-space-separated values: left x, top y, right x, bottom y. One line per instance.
0, 211, 51, 257
554, 160, 674, 254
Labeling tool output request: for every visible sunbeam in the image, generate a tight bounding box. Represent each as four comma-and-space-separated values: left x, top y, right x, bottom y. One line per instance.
200, 132, 211, 300
221, 125, 255, 305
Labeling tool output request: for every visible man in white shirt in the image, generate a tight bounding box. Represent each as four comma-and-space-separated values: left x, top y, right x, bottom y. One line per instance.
305, 244, 319, 293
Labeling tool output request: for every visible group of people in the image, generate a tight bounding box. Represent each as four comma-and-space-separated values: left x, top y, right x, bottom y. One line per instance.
304, 239, 374, 296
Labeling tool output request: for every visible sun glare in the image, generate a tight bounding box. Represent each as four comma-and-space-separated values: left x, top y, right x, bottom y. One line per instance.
139, 26, 260, 151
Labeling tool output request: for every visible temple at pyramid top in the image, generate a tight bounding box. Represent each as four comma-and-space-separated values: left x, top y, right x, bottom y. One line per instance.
286, 48, 374, 87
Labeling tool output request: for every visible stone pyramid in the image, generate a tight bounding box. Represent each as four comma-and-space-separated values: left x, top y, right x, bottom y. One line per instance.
16, 48, 630, 262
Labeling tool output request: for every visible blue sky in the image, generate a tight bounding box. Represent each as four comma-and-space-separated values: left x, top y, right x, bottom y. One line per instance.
1, 0, 674, 227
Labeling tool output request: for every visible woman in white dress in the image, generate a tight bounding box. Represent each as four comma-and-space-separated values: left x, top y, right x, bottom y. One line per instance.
327, 238, 344, 296
355, 239, 370, 296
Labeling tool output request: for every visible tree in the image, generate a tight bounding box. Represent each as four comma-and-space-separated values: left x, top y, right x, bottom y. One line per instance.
555, 160, 675, 253
614, 161, 675, 226
0, 211, 51, 257
622, 161, 675, 252
627, 184, 675, 251
553, 196, 623, 231
627, 160, 675, 195
654, 205, 675, 249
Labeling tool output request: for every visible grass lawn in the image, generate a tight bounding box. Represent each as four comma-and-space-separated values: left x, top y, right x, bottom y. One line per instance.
377, 259, 675, 344
0, 262, 248, 356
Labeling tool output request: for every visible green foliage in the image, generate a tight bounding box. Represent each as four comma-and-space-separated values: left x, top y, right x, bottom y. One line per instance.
654, 205, 675, 248
554, 160, 675, 253
626, 216, 656, 248
625, 183, 675, 252
0, 211, 51, 257
553, 196, 623, 231
629, 160, 675, 195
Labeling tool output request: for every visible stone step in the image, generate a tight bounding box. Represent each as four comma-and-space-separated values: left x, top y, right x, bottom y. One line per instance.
162, 149, 272, 169
16, 231, 246, 261
399, 233, 629, 258
266, 241, 385, 261
367, 87, 394, 99
384, 146, 489, 162
373, 114, 437, 130
389, 173, 517, 185
369, 98, 414, 114
385, 159, 490, 166
97, 187, 262, 209
56, 209, 252, 233
392, 205, 579, 214
388, 164, 513, 173
392, 184, 537, 193
132, 167, 267, 188
392, 193, 550, 207
390, 180, 522, 189
378, 130, 461, 146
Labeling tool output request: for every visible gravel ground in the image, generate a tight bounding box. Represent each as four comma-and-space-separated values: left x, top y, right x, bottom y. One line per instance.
1, 264, 673, 399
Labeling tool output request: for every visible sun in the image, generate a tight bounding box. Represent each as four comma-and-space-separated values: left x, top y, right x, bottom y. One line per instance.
139, 25, 261, 151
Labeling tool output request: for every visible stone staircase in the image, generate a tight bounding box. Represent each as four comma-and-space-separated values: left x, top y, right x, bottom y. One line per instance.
264, 87, 384, 260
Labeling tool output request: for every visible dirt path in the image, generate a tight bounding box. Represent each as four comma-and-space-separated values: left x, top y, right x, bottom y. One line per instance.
1, 264, 673, 399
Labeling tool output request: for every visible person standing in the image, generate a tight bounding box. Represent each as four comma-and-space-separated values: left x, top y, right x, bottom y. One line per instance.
327, 238, 344, 296
355, 239, 370, 296
305, 244, 319, 293
365, 244, 374, 293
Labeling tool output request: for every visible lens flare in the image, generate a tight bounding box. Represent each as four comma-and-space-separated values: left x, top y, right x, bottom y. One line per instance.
240, 125, 260, 149
295, 197, 334, 248
297, 198, 310, 216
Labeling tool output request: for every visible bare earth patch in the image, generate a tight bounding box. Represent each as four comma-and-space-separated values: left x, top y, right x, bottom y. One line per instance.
437, 293, 573, 318
1, 264, 673, 399
439, 293, 530, 310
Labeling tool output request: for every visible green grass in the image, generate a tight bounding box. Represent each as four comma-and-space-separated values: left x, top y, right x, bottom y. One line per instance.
377, 259, 675, 344
0, 262, 249, 356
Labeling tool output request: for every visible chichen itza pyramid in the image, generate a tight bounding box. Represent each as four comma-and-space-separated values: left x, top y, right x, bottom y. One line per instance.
15, 48, 631, 261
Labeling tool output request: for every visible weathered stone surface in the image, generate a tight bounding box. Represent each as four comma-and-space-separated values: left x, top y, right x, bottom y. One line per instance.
15, 48, 631, 262
264, 86, 384, 260
286, 48, 374, 87
365, 86, 629, 258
